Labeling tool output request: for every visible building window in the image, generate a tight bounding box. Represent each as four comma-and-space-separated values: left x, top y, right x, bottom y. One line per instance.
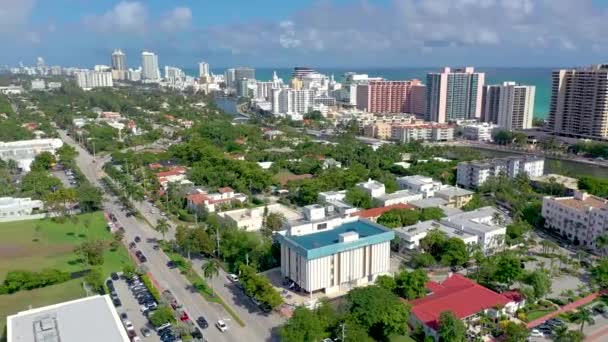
316, 223, 327, 230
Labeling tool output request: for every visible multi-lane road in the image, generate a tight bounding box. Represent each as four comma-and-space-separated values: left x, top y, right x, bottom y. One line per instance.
58, 131, 282, 342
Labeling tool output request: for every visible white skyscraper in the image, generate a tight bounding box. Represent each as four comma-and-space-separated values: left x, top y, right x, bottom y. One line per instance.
164, 66, 186, 82
198, 62, 210, 77
482, 82, 535, 130
141, 51, 160, 81
111, 49, 127, 71
74, 70, 113, 89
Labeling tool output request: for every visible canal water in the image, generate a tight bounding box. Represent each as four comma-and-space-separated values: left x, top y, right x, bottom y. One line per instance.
471, 148, 608, 179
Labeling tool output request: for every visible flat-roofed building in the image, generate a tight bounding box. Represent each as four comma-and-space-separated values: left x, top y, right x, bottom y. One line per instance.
0, 138, 63, 172
457, 156, 544, 189
395, 220, 478, 250
435, 186, 475, 208
7, 295, 130, 342
397, 175, 443, 198
0, 197, 43, 221
277, 216, 394, 294
218, 203, 302, 232
440, 206, 508, 254
542, 191, 608, 249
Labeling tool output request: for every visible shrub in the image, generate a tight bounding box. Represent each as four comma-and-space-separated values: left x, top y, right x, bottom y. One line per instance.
149, 305, 175, 327
141, 274, 161, 302
3, 269, 71, 293
548, 297, 566, 306
516, 312, 527, 321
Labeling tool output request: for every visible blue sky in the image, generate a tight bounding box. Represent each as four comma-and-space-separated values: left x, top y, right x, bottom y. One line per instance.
2, 0, 608, 69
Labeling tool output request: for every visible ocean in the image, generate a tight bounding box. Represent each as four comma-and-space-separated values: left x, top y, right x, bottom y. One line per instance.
184, 67, 553, 118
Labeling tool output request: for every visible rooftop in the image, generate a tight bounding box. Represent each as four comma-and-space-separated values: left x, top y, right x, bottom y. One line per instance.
410, 274, 515, 330
277, 219, 394, 259
410, 197, 449, 208
395, 220, 476, 240
398, 175, 436, 186
7, 295, 129, 342
376, 189, 420, 201
554, 193, 607, 210
351, 203, 414, 219
436, 186, 474, 198
357, 179, 385, 190
441, 206, 508, 233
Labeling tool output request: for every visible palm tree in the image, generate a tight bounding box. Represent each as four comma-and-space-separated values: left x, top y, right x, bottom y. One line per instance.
155, 218, 170, 240
596, 234, 608, 257
202, 259, 220, 296
572, 307, 595, 332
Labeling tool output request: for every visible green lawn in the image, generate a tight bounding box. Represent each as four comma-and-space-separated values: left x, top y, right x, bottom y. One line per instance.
0, 212, 134, 340
527, 307, 558, 321
389, 334, 416, 342
1, 279, 86, 341
0, 212, 132, 279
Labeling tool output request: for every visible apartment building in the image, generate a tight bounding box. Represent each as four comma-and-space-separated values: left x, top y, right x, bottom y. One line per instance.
548, 64, 608, 140
462, 122, 498, 141
542, 191, 608, 249
456, 156, 545, 188
356, 80, 426, 115
0, 197, 43, 221
426, 67, 485, 123
277, 205, 394, 294
397, 175, 443, 198
390, 123, 454, 143
0, 138, 63, 172
482, 82, 535, 130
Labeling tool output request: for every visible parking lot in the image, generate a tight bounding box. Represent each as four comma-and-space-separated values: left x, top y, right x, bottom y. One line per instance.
111, 276, 161, 342
52, 167, 78, 188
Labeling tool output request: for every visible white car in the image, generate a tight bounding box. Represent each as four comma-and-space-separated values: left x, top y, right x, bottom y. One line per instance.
216, 320, 228, 332
228, 274, 239, 282
123, 320, 134, 331
530, 329, 544, 337
132, 337, 141, 342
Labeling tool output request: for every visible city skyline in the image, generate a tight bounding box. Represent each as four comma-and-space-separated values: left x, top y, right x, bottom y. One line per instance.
2, 0, 608, 68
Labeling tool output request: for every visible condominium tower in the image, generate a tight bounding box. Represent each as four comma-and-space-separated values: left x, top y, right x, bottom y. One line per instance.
426, 67, 485, 123
356, 80, 426, 115
482, 82, 535, 130
141, 51, 160, 81
548, 64, 608, 140
234, 67, 255, 82
111, 49, 126, 71
198, 62, 210, 77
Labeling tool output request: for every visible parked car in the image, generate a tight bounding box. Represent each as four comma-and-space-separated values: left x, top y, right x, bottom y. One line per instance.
134, 236, 141, 243
191, 327, 203, 339
120, 313, 128, 320
111, 272, 119, 281
140, 327, 151, 337
113, 298, 122, 307
129, 242, 136, 249
155, 322, 172, 332
196, 316, 209, 329
228, 273, 239, 282
167, 260, 177, 269
180, 311, 190, 322
529, 329, 543, 337
123, 320, 134, 331
215, 320, 228, 332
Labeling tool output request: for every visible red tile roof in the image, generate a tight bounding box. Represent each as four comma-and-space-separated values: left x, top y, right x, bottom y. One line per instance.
410, 274, 511, 330
351, 203, 414, 219
155, 166, 186, 178
218, 187, 234, 194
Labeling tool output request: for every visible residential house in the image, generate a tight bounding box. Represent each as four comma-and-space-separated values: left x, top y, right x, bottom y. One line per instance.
186, 187, 247, 213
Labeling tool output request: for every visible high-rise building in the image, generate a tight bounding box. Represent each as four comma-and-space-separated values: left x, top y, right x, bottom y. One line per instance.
356, 80, 426, 115
198, 62, 210, 77
234, 67, 255, 82
224, 68, 236, 89
292, 67, 315, 79
482, 82, 535, 130
141, 51, 160, 81
164, 66, 185, 82
111, 49, 127, 71
426, 67, 485, 123
74, 70, 113, 89
548, 64, 608, 140
271, 88, 314, 116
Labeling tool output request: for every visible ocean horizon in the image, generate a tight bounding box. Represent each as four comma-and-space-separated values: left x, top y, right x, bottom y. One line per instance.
184, 66, 553, 118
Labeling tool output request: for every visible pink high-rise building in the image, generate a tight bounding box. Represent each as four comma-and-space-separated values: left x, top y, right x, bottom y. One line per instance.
356, 80, 426, 115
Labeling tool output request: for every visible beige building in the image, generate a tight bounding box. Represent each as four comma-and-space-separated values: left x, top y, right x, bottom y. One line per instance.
218, 203, 302, 232
549, 65, 608, 140
542, 191, 608, 249
435, 186, 475, 208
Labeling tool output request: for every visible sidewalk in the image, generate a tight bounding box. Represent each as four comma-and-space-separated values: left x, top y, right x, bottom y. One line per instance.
527, 291, 606, 328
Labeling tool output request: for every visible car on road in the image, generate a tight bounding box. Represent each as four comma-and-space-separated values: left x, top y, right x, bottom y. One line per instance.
155, 322, 172, 332
529, 329, 543, 337
167, 260, 177, 269
134, 236, 141, 243
111, 272, 119, 281
227, 273, 239, 282
129, 242, 136, 249
140, 327, 151, 337
179, 311, 189, 322
113, 298, 122, 307
215, 320, 228, 332
120, 313, 128, 320
123, 320, 134, 331
196, 316, 209, 329
191, 327, 203, 339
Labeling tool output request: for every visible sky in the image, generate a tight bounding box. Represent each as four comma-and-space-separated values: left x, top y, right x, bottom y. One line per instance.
2, 0, 608, 69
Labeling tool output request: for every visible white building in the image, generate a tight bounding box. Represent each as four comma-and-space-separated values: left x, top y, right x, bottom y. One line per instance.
482, 82, 535, 130
74, 70, 113, 90
30, 79, 46, 90
375, 190, 423, 207
218, 203, 302, 232
397, 175, 443, 198
395, 206, 507, 254
6, 295, 130, 342
164, 66, 186, 83
127, 68, 142, 82
457, 156, 544, 188
271, 88, 315, 119
0, 138, 63, 172
462, 122, 498, 141
277, 207, 394, 294
0, 85, 24, 95
47, 82, 62, 90
318, 190, 348, 203
356, 179, 386, 198
141, 51, 160, 81
542, 191, 608, 249
0, 197, 43, 221
198, 61, 210, 77
186, 187, 247, 213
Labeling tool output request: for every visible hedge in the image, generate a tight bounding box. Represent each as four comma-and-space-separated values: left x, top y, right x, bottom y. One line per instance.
2, 269, 71, 294
141, 274, 161, 302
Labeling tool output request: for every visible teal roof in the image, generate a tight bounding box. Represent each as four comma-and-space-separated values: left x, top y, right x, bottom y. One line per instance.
277, 220, 394, 260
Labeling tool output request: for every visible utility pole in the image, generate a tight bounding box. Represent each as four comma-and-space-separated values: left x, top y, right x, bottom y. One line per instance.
216, 228, 221, 258
246, 253, 249, 266
341, 322, 346, 341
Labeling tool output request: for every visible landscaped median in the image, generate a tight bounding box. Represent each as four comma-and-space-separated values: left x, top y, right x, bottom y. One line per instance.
160, 242, 246, 327
517, 299, 558, 322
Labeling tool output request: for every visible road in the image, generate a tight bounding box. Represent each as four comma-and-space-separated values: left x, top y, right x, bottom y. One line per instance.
58, 130, 280, 342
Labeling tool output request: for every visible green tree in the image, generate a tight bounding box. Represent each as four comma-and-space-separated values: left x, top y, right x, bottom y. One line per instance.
57, 144, 78, 164
202, 259, 220, 296
394, 269, 429, 300
155, 218, 170, 240
122, 264, 136, 279
523, 270, 552, 299
503, 321, 529, 342
572, 307, 595, 332
596, 234, 608, 257
74, 239, 106, 266
84, 268, 104, 293
553, 326, 585, 342
347, 285, 410, 340
419, 207, 445, 221
506, 221, 531, 244
265, 212, 285, 232
334, 319, 374, 342
440, 238, 469, 267
437, 311, 466, 342
76, 183, 103, 212
279, 307, 327, 342
493, 254, 523, 287
410, 252, 436, 269
375, 275, 397, 292
345, 187, 373, 209
149, 305, 176, 327
30, 151, 56, 171
590, 258, 608, 289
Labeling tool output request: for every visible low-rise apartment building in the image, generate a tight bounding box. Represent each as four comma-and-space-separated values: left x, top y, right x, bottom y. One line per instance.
461, 122, 498, 141
542, 191, 608, 249
218, 203, 302, 232
186, 187, 247, 213
356, 178, 423, 206
277, 207, 394, 294
0, 138, 63, 172
457, 156, 544, 188
397, 175, 443, 198
390, 124, 454, 143
435, 186, 475, 208
0, 197, 44, 221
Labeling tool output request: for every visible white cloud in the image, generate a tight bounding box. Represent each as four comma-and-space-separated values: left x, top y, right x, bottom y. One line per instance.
0, 0, 36, 34
84, 1, 147, 35
160, 7, 192, 32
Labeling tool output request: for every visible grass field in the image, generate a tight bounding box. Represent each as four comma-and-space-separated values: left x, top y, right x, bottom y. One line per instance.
0, 212, 134, 340
0, 212, 132, 279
